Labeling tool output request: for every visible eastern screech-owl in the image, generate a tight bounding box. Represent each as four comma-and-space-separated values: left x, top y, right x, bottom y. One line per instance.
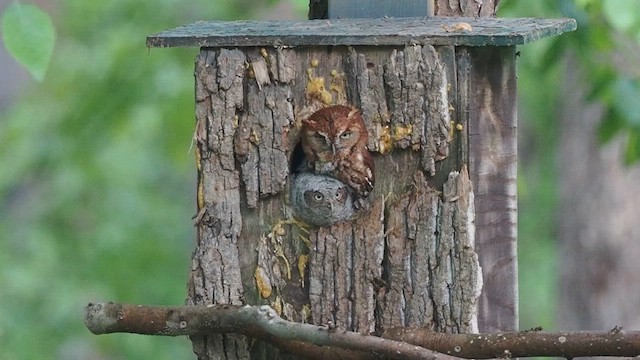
291, 172, 355, 227
300, 105, 375, 200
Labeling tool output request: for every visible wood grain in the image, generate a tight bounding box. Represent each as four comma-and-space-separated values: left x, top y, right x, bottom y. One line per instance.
464, 46, 518, 332
147, 17, 576, 48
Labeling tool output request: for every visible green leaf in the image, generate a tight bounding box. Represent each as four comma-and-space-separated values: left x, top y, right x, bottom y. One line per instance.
539, 38, 567, 69
597, 108, 625, 144
624, 128, 640, 164
1, 2, 55, 81
585, 67, 615, 102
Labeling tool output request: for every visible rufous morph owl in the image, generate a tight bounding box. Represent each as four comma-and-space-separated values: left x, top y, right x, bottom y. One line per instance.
300, 105, 375, 201
291, 172, 355, 227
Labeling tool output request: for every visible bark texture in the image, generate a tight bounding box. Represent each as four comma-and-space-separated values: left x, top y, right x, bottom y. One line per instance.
190, 48, 250, 359
189, 44, 485, 359
434, 0, 499, 17
434, 0, 518, 334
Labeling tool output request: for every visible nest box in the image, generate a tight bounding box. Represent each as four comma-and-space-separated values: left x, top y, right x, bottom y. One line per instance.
147, 16, 575, 359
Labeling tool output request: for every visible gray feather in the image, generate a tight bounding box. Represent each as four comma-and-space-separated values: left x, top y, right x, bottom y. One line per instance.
290, 172, 355, 227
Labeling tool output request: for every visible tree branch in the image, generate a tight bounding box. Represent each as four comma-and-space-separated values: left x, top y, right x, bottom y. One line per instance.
382, 326, 640, 358
84, 302, 640, 359
83, 302, 459, 360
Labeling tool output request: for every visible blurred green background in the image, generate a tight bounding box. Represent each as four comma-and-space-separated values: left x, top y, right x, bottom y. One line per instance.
1, 0, 639, 359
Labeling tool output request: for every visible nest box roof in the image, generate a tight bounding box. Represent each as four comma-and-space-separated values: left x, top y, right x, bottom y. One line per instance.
147, 17, 576, 48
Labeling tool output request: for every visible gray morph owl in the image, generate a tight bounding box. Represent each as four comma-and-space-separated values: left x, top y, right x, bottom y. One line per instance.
290, 172, 355, 227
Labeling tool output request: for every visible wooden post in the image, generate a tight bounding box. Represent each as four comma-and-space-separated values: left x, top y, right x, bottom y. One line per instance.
148, 16, 575, 360
465, 45, 519, 332
312, 0, 516, 332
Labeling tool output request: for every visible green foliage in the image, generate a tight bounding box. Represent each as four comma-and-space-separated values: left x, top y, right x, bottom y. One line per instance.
1, 2, 55, 81
565, 0, 640, 161
0, 0, 302, 359
504, 0, 640, 164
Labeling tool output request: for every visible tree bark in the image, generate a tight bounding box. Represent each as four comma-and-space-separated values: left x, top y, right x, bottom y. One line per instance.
189, 44, 484, 359
433, 0, 517, 334
434, 0, 499, 17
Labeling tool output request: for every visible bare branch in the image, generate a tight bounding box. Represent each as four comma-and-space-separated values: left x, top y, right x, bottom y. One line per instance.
83, 302, 460, 360
84, 302, 640, 359
382, 327, 640, 358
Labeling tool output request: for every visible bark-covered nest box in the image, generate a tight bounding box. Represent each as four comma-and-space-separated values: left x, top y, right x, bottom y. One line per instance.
147, 16, 575, 358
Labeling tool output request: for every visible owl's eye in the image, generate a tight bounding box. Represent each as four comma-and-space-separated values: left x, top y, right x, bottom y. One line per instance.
313, 192, 324, 201
340, 131, 352, 139
335, 190, 345, 200
314, 132, 325, 140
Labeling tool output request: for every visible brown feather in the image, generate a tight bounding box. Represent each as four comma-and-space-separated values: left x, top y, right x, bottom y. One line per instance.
300, 105, 375, 200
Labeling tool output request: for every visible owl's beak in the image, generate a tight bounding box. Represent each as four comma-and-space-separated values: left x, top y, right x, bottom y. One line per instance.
331, 143, 336, 155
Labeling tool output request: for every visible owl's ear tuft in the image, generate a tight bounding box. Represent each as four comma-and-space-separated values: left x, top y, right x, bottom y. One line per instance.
347, 107, 361, 119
